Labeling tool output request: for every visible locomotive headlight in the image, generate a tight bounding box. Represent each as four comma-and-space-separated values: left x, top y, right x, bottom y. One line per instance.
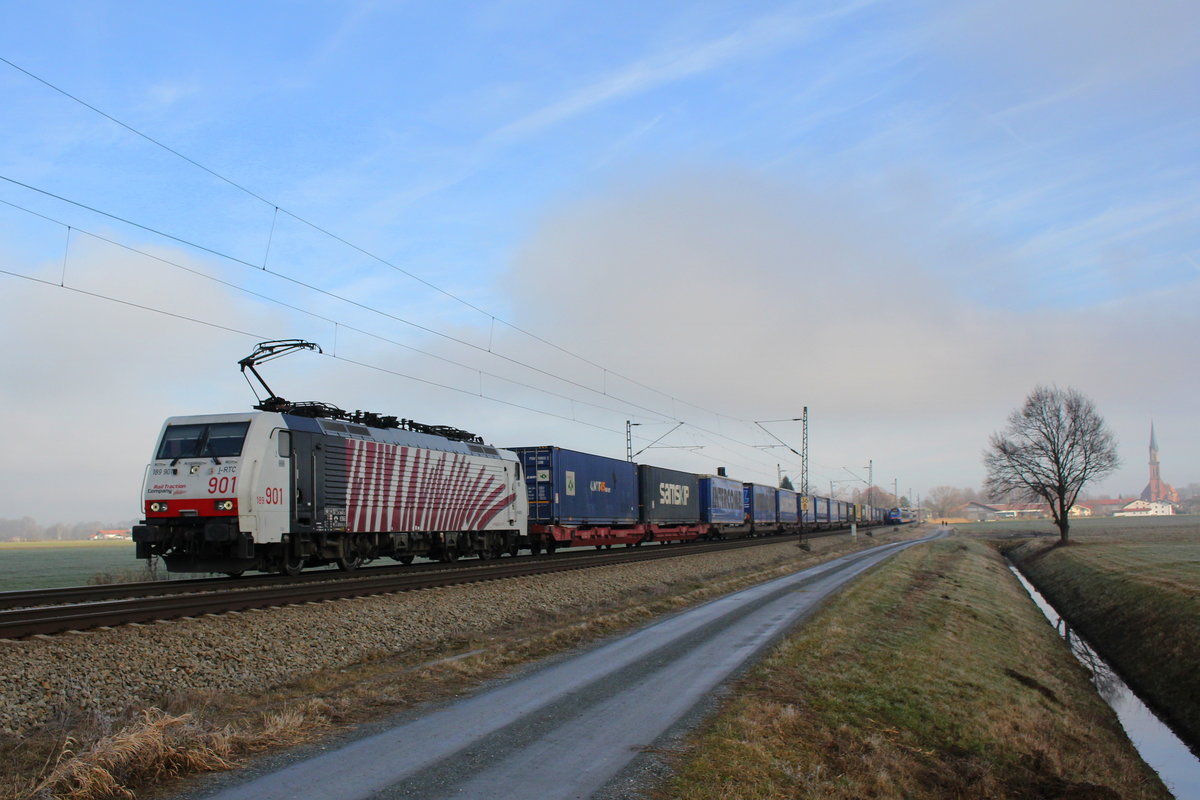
150, 502, 167, 512
215, 500, 234, 511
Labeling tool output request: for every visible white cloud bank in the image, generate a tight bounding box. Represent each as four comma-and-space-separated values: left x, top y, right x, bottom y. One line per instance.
504, 168, 1200, 499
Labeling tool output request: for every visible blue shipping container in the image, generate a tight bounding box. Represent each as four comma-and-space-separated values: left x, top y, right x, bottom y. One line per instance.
743, 483, 777, 525
506, 446, 638, 525
777, 489, 798, 523
813, 496, 831, 525
699, 475, 744, 524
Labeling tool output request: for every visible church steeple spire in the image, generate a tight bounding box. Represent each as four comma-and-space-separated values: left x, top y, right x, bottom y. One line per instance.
1141, 422, 1179, 504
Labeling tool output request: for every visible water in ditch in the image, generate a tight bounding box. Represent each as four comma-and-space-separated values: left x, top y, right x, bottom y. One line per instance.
1008, 565, 1200, 799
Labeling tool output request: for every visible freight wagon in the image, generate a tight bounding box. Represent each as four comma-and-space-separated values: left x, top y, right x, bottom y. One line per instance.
506, 447, 710, 549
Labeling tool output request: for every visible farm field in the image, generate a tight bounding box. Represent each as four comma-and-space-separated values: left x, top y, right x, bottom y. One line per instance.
0, 540, 144, 591
995, 516, 1200, 752
663, 536, 1170, 799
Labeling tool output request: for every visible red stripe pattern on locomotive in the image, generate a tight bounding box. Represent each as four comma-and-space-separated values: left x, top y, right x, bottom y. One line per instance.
343, 439, 516, 533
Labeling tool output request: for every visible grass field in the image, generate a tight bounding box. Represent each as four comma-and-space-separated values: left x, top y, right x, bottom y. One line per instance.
0, 540, 149, 591
660, 536, 1169, 799
994, 516, 1200, 752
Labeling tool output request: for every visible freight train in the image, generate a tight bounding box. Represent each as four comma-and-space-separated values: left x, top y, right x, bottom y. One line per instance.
132, 341, 890, 576
132, 405, 888, 576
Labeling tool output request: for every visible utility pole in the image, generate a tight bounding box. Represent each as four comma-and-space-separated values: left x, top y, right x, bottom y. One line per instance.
801, 406, 809, 496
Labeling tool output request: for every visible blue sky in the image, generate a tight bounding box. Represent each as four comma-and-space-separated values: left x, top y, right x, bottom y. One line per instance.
1, 1, 1197, 522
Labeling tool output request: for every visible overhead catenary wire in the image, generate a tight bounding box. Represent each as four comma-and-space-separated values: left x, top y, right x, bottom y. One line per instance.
0, 266, 629, 439
0, 54, 742, 426
2, 258, 802, 481
0, 60, 818, 481
0, 196, 683, 429
2, 195, 796, 482
0, 196, 689, 429
0, 178, 680, 424
0, 184, 785, 465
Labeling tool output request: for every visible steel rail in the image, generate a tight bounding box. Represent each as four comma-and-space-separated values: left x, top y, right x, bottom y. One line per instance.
0, 557, 490, 610
0, 536, 808, 639
0, 527, 860, 612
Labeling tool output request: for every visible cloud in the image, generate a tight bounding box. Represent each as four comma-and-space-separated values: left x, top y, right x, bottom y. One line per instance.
0, 236, 289, 523
484, 3, 872, 146
504, 168, 1200, 497
938, 0, 1200, 111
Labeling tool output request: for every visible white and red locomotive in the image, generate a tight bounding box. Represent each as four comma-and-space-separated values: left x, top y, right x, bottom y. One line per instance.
133, 406, 527, 575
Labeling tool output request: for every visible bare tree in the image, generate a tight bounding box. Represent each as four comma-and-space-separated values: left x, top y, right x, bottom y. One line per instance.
984, 386, 1119, 544
925, 486, 966, 519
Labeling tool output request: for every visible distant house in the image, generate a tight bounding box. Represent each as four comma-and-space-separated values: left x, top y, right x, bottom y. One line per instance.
1073, 499, 1133, 518
988, 503, 1050, 520
1115, 499, 1176, 517
957, 502, 1001, 522
90, 529, 132, 540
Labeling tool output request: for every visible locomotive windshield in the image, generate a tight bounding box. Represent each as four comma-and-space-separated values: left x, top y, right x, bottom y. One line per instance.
156, 421, 251, 460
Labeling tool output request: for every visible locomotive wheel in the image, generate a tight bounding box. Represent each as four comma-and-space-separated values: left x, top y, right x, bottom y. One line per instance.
478, 547, 493, 560
545, 540, 558, 554
224, 571, 244, 578
442, 547, 458, 563
396, 554, 415, 565
530, 540, 542, 556
508, 543, 520, 557
280, 553, 305, 577
337, 544, 363, 571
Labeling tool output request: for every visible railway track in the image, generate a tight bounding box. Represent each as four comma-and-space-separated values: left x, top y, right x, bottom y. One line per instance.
0, 534, 838, 640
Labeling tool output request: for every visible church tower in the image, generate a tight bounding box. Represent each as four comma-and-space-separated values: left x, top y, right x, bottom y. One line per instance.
1140, 423, 1181, 504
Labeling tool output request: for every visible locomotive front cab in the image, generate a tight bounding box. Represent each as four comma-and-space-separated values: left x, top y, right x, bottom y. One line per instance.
133, 414, 259, 574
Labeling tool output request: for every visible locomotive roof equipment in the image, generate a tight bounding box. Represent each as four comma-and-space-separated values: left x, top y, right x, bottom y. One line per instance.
237, 339, 481, 441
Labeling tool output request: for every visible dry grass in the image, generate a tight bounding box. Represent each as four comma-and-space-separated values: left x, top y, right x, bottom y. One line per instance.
3, 531, 923, 800
18, 704, 337, 800
31, 710, 234, 800
658, 537, 1170, 799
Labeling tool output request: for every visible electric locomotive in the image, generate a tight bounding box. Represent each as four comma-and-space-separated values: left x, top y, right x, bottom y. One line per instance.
132, 341, 528, 575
